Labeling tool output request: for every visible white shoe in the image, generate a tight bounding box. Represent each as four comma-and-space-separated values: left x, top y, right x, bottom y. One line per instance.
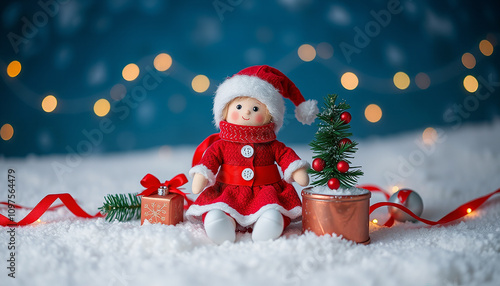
204, 209, 236, 244
252, 209, 284, 241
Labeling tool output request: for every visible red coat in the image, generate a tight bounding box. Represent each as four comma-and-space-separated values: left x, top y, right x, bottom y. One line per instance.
186, 121, 306, 228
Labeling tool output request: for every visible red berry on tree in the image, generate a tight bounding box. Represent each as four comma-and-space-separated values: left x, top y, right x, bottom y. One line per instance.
339, 138, 352, 146
337, 160, 349, 173
328, 178, 340, 190
312, 158, 326, 172
340, 112, 351, 124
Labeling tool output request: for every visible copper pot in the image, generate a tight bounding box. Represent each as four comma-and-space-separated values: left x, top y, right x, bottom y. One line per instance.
302, 188, 371, 244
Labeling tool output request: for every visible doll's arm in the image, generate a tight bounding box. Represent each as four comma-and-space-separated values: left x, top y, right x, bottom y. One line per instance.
192, 173, 208, 194
273, 141, 310, 185
189, 144, 221, 194
292, 167, 309, 186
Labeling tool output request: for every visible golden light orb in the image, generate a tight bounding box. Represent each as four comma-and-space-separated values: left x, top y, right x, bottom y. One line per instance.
42, 95, 58, 113
94, 99, 111, 117
298, 44, 316, 62
393, 72, 410, 90
191, 75, 210, 93
341, 72, 359, 90
122, 63, 140, 81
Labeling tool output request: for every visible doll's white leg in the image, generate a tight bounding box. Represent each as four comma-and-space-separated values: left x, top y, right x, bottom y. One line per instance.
204, 209, 236, 244
252, 209, 284, 241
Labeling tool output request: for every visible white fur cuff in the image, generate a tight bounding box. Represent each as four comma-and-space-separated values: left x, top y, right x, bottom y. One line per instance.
189, 164, 216, 187
283, 160, 309, 183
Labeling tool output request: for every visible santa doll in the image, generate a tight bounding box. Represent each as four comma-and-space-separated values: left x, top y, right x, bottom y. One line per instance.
186, 65, 318, 244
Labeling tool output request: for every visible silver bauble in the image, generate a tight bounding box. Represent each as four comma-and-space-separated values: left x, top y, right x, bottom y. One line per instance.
388, 189, 424, 222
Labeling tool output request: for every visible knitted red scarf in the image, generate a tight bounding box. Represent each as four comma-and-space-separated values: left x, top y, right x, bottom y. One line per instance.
219, 121, 276, 143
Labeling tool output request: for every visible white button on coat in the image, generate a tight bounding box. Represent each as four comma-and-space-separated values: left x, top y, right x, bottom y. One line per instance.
241, 168, 254, 181
241, 145, 254, 158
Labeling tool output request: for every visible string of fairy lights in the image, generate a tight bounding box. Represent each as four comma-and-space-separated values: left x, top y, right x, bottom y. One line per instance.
0, 37, 496, 145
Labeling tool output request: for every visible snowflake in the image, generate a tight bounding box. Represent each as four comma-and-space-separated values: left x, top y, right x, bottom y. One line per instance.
144, 202, 167, 224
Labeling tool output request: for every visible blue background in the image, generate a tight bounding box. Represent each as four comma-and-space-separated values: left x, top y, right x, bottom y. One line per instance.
1, 0, 499, 157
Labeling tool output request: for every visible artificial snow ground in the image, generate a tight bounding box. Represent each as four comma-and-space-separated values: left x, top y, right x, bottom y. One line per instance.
1, 121, 500, 286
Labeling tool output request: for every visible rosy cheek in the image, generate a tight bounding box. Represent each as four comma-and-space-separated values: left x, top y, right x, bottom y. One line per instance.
230, 111, 240, 122
255, 114, 265, 124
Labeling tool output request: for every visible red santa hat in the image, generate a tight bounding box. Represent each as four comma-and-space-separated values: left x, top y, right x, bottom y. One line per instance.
213, 65, 318, 132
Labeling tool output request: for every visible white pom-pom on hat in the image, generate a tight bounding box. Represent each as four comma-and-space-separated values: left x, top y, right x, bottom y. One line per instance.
213, 65, 318, 132
295, 99, 319, 125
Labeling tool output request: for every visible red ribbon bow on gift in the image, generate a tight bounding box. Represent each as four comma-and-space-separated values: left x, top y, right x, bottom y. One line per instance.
138, 174, 193, 207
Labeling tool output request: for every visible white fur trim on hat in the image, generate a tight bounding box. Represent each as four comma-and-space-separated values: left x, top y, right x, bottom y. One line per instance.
214, 75, 285, 132
295, 100, 319, 125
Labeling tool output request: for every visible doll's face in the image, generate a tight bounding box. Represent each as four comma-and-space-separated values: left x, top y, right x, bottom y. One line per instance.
225, 97, 272, 126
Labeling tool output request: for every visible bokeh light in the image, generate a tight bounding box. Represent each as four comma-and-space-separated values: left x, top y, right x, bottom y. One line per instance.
154, 53, 172, 72
122, 63, 140, 81
422, 127, 438, 145
340, 72, 359, 90
316, 42, 334, 59
463, 75, 478, 93
94, 99, 111, 117
461, 53, 476, 69
479, 40, 493, 56
191, 75, 210, 93
110, 84, 127, 101
298, 44, 316, 62
7, 60, 22, 78
393, 72, 410, 90
415, 72, 431, 90
1, 124, 14, 141
364, 104, 382, 123
41, 95, 58, 113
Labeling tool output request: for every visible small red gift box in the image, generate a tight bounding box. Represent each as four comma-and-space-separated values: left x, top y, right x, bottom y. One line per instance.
138, 174, 192, 226
141, 189, 184, 225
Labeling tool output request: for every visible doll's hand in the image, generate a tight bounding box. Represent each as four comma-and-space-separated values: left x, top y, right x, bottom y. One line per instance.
292, 167, 309, 187
192, 173, 208, 194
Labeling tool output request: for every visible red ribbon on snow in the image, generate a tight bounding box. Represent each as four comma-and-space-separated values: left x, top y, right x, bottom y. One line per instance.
138, 173, 193, 207
1, 183, 498, 227
360, 184, 500, 227
0, 193, 103, 227
0, 201, 64, 211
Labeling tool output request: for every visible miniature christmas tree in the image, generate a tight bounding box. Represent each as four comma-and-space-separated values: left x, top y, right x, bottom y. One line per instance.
308, 94, 363, 189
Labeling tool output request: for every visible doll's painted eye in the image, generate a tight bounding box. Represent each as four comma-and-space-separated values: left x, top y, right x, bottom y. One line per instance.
236, 104, 242, 110
253, 106, 259, 112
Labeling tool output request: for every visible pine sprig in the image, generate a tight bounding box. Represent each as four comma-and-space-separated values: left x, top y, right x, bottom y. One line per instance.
308, 94, 363, 189
98, 193, 141, 222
